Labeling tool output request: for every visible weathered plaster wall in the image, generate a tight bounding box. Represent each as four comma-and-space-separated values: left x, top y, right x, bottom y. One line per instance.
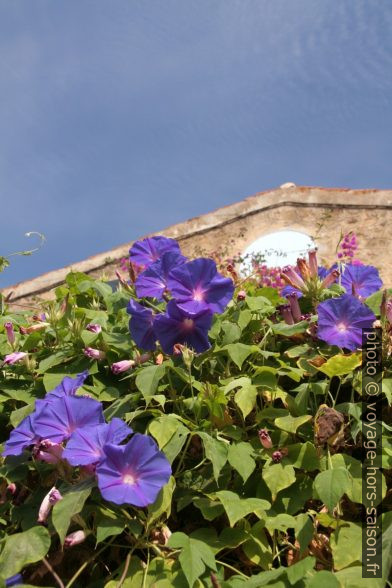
2, 185, 392, 308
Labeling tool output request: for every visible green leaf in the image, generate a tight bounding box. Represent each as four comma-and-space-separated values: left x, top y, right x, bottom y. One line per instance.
243, 521, 273, 570
168, 532, 216, 587
286, 442, 319, 470
96, 515, 125, 544
262, 463, 296, 501
274, 414, 312, 434
306, 570, 340, 587
294, 513, 314, 554
223, 343, 260, 369
135, 364, 166, 403
148, 476, 175, 523
214, 490, 270, 527
52, 486, 91, 544
264, 513, 296, 533
317, 352, 362, 378
330, 522, 362, 570
246, 295, 274, 312
272, 321, 309, 336
38, 350, 71, 373
0, 526, 51, 578
313, 467, 352, 512
286, 556, 315, 584
234, 383, 258, 419
194, 497, 225, 521
220, 321, 241, 344
10, 404, 33, 427
149, 415, 181, 449
198, 432, 228, 483
227, 442, 256, 483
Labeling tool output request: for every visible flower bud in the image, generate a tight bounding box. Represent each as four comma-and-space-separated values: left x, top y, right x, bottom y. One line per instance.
155, 353, 164, 365
308, 249, 318, 277
258, 429, 273, 449
38, 487, 63, 523
287, 293, 302, 323
297, 258, 310, 281
281, 266, 306, 290
83, 347, 106, 360
278, 304, 294, 325
20, 323, 49, 335
35, 440, 63, 464
111, 359, 135, 374
237, 290, 247, 301
272, 450, 283, 463
64, 530, 87, 548
5, 574, 23, 587
3, 351, 27, 366
86, 323, 102, 334
321, 269, 340, 289
4, 322, 15, 346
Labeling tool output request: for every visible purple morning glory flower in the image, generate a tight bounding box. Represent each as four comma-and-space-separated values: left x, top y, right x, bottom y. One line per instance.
127, 299, 156, 350
135, 251, 187, 300
129, 236, 181, 268
63, 418, 132, 466
154, 300, 213, 354
167, 258, 234, 315
341, 264, 383, 299
46, 371, 89, 402
33, 395, 105, 443
96, 433, 171, 506
317, 294, 376, 351
2, 414, 39, 457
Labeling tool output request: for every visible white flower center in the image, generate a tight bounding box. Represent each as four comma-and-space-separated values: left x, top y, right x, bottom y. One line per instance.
123, 473, 136, 486
193, 289, 204, 301
337, 322, 347, 332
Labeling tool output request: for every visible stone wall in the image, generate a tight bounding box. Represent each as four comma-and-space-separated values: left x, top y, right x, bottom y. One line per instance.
2, 185, 392, 307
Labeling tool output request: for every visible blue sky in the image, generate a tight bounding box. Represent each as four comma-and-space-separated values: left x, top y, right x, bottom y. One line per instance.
1, 0, 392, 287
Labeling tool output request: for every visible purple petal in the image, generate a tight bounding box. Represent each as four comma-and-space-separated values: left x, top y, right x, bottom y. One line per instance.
154, 300, 212, 354
135, 252, 187, 300
63, 418, 132, 466
127, 299, 156, 350
96, 434, 171, 506
341, 264, 383, 298
2, 414, 39, 457
129, 236, 181, 268
168, 258, 234, 314
33, 395, 105, 443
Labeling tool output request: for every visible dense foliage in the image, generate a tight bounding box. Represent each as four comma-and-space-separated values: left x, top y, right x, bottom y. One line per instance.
0, 234, 391, 587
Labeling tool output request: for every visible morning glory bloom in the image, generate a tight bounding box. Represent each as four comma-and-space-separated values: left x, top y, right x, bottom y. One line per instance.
63, 418, 132, 466
129, 236, 181, 268
96, 434, 171, 506
317, 294, 376, 351
127, 299, 156, 350
135, 251, 187, 300
33, 395, 105, 443
341, 264, 383, 299
2, 414, 39, 457
46, 371, 89, 402
167, 258, 234, 314
154, 300, 213, 354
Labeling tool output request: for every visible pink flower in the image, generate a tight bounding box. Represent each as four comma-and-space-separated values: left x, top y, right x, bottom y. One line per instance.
258, 429, 273, 449
237, 290, 247, 301
83, 347, 106, 360
3, 351, 27, 365
38, 487, 63, 523
4, 322, 15, 345
64, 530, 87, 548
34, 440, 64, 464
86, 323, 102, 334
111, 359, 135, 374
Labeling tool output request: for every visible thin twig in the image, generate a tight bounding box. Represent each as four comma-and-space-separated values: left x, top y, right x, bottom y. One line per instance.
117, 551, 131, 588
42, 557, 65, 588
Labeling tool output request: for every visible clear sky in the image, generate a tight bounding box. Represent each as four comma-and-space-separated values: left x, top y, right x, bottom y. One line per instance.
1, 0, 391, 287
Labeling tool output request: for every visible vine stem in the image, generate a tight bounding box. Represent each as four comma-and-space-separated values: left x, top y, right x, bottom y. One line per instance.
65, 536, 116, 588
174, 432, 193, 476
215, 560, 248, 578
42, 557, 65, 588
